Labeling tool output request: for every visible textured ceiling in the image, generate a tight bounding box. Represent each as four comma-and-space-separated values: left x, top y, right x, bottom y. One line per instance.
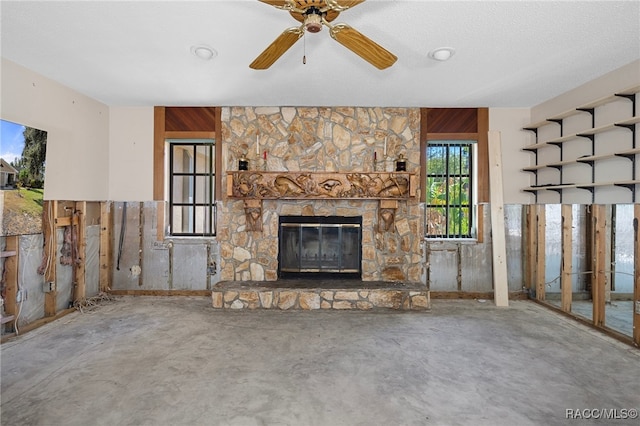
1, 0, 639, 108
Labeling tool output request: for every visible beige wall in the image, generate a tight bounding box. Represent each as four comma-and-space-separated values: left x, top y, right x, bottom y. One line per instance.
531, 60, 639, 123
108, 107, 154, 201
489, 108, 531, 204
1, 59, 110, 200
4, 56, 637, 205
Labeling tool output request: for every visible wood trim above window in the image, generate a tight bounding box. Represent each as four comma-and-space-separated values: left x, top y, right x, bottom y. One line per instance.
476, 107, 489, 203
153, 106, 221, 239
153, 107, 166, 201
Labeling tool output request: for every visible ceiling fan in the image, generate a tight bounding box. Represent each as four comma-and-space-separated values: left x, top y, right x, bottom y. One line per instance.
250, 0, 397, 70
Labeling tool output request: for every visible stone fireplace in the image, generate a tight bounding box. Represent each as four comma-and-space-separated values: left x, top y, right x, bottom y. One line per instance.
218, 106, 423, 284
278, 216, 362, 279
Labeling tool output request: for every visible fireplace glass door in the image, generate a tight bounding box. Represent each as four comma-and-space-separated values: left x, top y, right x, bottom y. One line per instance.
279, 217, 362, 278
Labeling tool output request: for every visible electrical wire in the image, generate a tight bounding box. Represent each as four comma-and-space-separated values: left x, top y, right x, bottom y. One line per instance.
544, 269, 634, 287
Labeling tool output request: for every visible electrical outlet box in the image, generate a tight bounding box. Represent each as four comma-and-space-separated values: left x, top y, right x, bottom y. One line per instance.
43, 282, 56, 293
16, 289, 27, 303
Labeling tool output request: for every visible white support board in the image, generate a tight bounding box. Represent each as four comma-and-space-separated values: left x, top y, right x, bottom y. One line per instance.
488, 131, 509, 307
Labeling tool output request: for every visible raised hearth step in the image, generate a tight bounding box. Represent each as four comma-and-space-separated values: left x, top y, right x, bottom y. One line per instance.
211, 280, 430, 311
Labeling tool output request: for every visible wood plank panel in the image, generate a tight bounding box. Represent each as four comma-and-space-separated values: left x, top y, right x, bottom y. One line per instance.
592, 204, 606, 327
488, 131, 508, 307
215, 107, 222, 202
164, 131, 215, 139
425, 108, 478, 133
165, 107, 216, 132
561, 204, 573, 313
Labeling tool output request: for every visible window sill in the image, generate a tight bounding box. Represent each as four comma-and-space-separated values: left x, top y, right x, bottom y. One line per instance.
423, 237, 479, 244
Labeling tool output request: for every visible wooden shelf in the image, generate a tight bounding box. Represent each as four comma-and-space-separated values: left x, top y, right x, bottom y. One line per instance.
522, 142, 551, 152
616, 116, 640, 127
521, 86, 638, 202
544, 116, 638, 145
546, 159, 585, 169
524, 180, 640, 193
523, 183, 578, 192
577, 148, 640, 164
522, 158, 596, 173
522, 164, 550, 172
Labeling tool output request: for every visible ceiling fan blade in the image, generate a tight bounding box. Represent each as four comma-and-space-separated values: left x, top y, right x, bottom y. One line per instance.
249, 27, 304, 69
258, 0, 291, 8
329, 23, 397, 70
328, 0, 367, 10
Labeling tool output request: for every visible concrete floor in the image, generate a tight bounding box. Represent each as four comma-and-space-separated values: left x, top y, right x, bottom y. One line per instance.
1, 297, 639, 426
547, 299, 635, 337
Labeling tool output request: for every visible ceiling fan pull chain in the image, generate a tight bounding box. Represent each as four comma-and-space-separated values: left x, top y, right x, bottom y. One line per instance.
303, 31, 307, 65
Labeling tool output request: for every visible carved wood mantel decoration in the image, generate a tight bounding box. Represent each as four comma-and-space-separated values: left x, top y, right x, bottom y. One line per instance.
227, 171, 416, 200
228, 171, 417, 233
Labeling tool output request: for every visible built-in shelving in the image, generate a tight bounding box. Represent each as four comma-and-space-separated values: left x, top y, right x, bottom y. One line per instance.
521, 85, 639, 202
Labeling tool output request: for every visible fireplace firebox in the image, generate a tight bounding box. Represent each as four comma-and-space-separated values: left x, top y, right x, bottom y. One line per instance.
278, 216, 362, 279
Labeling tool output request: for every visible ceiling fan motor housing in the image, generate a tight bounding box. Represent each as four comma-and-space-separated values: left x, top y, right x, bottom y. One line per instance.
304, 7, 323, 33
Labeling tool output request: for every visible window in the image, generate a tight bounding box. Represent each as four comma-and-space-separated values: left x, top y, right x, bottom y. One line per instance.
425, 140, 474, 238
168, 140, 216, 236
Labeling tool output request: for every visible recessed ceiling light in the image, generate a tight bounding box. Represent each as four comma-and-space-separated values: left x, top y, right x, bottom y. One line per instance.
191, 45, 217, 61
429, 47, 455, 61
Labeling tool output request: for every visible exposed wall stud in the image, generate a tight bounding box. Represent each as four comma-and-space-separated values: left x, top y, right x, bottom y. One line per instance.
536, 204, 546, 301
43, 200, 58, 316
633, 204, 640, 346
73, 201, 87, 302
99, 201, 113, 292
3, 236, 19, 331
561, 204, 573, 313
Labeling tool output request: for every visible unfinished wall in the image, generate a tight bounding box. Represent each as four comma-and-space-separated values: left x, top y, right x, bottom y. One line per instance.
426, 204, 524, 295
0, 227, 101, 334
110, 202, 220, 291
529, 203, 638, 342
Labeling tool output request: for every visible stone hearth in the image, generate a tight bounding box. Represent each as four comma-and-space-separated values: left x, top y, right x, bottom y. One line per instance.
211, 280, 430, 311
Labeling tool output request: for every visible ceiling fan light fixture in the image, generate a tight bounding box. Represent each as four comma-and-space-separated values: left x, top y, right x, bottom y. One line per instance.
429, 47, 455, 61
191, 45, 217, 60
304, 12, 323, 33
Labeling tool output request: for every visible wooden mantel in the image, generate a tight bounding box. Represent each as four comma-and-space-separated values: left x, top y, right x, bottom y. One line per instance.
227, 171, 417, 200
227, 171, 417, 232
